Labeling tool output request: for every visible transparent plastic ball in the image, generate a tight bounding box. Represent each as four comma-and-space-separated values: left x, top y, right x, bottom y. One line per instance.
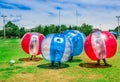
41, 34, 72, 62
21, 32, 44, 56
84, 31, 117, 60
62, 30, 86, 56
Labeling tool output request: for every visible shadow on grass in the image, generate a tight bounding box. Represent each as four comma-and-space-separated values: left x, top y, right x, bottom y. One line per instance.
19, 58, 42, 62
68, 59, 82, 63
37, 63, 69, 69
79, 62, 112, 68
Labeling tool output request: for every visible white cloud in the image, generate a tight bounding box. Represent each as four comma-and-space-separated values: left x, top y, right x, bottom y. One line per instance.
0, 0, 120, 30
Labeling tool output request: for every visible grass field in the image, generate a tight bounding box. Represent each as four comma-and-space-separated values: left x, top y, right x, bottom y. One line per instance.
0, 39, 120, 82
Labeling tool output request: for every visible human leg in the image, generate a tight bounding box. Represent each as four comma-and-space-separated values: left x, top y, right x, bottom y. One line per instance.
58, 61, 61, 67
51, 61, 54, 67
103, 59, 109, 66
30, 55, 33, 60
68, 56, 73, 61
96, 59, 100, 65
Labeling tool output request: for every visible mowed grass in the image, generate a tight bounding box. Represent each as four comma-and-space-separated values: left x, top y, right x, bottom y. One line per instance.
0, 38, 120, 82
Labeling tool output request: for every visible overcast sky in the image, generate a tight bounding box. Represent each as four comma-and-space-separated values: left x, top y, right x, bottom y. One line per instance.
0, 0, 120, 30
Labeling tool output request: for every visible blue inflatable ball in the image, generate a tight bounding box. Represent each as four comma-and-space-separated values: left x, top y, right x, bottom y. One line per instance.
62, 30, 86, 56
110, 31, 118, 39
41, 34, 72, 62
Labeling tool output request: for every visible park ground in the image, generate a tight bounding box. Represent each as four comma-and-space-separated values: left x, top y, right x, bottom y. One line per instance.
0, 39, 120, 82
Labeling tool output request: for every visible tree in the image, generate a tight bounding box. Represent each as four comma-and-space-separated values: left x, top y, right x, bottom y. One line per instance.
68, 25, 73, 30
55, 25, 61, 33
113, 26, 120, 33
80, 23, 93, 36
5, 21, 19, 38
72, 26, 77, 30
19, 27, 26, 38
43, 25, 50, 36
49, 24, 56, 33
34, 25, 44, 34
0, 30, 3, 38
61, 24, 68, 32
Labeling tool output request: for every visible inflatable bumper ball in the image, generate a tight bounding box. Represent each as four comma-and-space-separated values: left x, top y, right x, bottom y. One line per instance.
84, 31, 117, 61
110, 31, 118, 39
41, 34, 72, 67
62, 30, 86, 61
21, 32, 44, 60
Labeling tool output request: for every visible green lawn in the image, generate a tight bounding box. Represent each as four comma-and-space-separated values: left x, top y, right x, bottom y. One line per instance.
0, 39, 120, 82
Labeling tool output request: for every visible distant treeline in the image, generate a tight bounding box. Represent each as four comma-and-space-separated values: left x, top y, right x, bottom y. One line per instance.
0, 21, 119, 38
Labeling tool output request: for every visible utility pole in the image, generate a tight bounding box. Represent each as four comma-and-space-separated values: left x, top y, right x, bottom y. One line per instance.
1, 15, 7, 39
76, 10, 78, 27
58, 9, 61, 33
100, 24, 101, 30
75, 10, 79, 30
116, 16, 120, 36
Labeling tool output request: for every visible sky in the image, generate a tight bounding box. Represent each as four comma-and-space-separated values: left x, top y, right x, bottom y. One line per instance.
0, 0, 120, 30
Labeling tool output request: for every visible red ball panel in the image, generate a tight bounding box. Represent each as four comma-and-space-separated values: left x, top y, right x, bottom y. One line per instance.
102, 31, 117, 58
36, 33, 44, 55
21, 32, 32, 54
84, 34, 98, 60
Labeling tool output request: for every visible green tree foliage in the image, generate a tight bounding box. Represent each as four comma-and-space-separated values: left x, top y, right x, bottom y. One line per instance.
19, 27, 26, 38
49, 24, 56, 33
77, 26, 81, 31
34, 25, 44, 34
30, 28, 35, 32
2, 21, 95, 38
55, 25, 61, 33
43, 25, 50, 36
0, 30, 3, 38
5, 21, 19, 38
79, 23, 93, 36
113, 26, 120, 33
61, 25, 68, 32
72, 26, 78, 30
68, 25, 73, 30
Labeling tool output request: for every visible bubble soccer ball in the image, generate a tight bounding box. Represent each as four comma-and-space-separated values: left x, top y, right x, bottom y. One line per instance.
62, 30, 86, 56
84, 31, 117, 60
21, 32, 44, 56
110, 31, 118, 39
41, 34, 72, 62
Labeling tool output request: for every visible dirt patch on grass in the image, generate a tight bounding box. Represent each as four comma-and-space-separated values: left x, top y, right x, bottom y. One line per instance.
8, 73, 35, 82
7, 69, 76, 82
0, 64, 8, 68
85, 74, 103, 79
17, 61, 39, 67
35, 70, 76, 82
17, 57, 43, 67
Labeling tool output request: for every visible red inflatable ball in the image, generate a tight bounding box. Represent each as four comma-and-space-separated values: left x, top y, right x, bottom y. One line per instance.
84, 31, 117, 60
21, 32, 44, 56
